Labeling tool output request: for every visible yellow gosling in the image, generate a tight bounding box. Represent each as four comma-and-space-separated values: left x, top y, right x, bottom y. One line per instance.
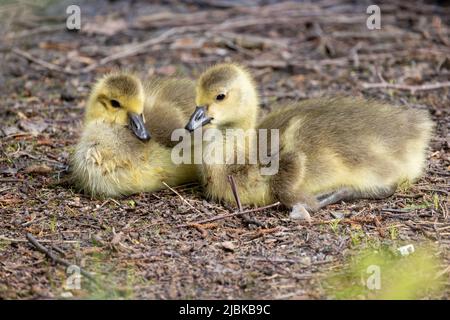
71, 72, 197, 198
185, 63, 434, 219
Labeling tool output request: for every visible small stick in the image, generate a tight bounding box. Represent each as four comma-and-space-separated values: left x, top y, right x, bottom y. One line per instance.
21, 217, 46, 227
381, 208, 412, 213
227, 175, 264, 227
435, 265, 450, 280
0, 187, 12, 194
80, 26, 203, 73
0, 236, 30, 243
373, 216, 385, 237
0, 235, 79, 243
361, 81, 450, 94
176, 202, 280, 228
404, 223, 437, 240
162, 181, 203, 214
94, 198, 120, 211
245, 227, 280, 240
26, 233, 98, 285
0, 178, 22, 183
12, 48, 77, 75
6, 24, 63, 39
227, 175, 243, 211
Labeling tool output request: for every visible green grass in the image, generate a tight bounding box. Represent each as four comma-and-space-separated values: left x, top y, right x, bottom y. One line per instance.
325, 244, 443, 299
49, 215, 58, 233
329, 219, 341, 234
58, 251, 153, 300
349, 229, 365, 247
388, 226, 399, 240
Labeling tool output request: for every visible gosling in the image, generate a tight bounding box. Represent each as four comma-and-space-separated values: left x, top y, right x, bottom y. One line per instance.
71, 72, 197, 198
185, 63, 433, 218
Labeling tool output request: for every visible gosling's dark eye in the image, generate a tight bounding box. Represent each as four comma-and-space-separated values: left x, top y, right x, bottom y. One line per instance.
110, 99, 121, 108
216, 94, 226, 101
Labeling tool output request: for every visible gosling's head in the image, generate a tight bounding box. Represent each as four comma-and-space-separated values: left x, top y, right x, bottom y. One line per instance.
185, 63, 259, 132
85, 72, 150, 141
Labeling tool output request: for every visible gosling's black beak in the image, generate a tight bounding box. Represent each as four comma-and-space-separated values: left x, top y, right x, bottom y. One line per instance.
128, 112, 151, 141
185, 106, 212, 132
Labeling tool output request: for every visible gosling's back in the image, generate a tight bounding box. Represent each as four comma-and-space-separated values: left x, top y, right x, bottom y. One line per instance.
143, 77, 196, 147
260, 97, 433, 194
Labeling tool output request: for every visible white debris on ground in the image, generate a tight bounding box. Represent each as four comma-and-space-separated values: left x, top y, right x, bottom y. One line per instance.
397, 244, 415, 256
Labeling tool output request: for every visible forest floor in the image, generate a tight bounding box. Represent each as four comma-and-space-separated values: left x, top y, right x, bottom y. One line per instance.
0, 0, 449, 299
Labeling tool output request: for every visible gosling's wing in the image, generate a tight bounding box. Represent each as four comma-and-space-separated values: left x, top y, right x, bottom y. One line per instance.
258, 96, 433, 166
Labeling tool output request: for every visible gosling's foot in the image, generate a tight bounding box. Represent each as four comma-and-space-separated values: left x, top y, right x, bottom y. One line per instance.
315, 186, 397, 209
290, 203, 312, 222
316, 188, 353, 208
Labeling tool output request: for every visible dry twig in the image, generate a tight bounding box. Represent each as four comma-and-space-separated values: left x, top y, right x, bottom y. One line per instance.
162, 181, 203, 215
362, 81, 450, 93
228, 175, 265, 227
176, 202, 280, 228
12, 48, 77, 75
26, 233, 98, 285
80, 26, 204, 73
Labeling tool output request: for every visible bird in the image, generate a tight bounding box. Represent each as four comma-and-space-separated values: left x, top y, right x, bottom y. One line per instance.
70, 71, 197, 198
185, 63, 433, 219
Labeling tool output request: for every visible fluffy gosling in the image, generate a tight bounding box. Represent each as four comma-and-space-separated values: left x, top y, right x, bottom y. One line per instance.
185, 63, 433, 219
71, 72, 197, 198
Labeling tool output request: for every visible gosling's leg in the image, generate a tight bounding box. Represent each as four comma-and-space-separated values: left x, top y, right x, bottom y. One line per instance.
316, 186, 397, 209
270, 151, 318, 221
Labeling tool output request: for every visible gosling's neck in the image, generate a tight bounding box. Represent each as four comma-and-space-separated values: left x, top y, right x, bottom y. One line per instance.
217, 115, 257, 132
202, 102, 259, 179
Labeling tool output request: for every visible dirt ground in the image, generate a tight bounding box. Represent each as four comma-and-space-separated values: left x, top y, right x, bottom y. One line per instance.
0, 0, 449, 299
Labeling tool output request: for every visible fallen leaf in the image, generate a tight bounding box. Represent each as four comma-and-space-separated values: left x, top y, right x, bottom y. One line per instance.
39, 42, 76, 51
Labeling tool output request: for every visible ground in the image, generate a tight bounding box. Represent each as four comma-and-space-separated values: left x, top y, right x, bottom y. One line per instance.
0, 0, 449, 300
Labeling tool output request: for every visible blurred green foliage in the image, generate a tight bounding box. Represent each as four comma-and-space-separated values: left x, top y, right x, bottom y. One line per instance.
325, 244, 445, 299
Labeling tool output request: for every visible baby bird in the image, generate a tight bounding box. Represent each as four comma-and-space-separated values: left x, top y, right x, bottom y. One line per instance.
71, 72, 197, 198
185, 63, 433, 218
